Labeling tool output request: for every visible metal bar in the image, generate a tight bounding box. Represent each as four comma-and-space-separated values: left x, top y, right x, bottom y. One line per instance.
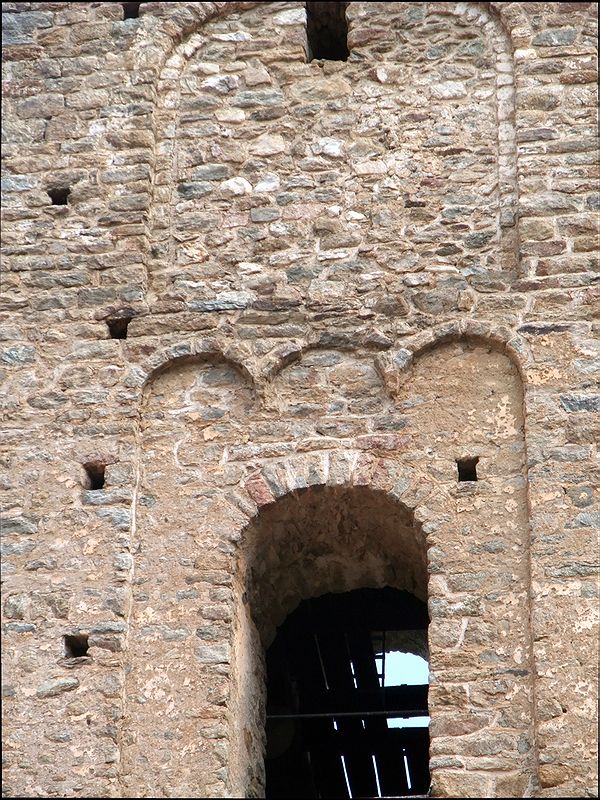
267, 709, 429, 720
273, 683, 428, 716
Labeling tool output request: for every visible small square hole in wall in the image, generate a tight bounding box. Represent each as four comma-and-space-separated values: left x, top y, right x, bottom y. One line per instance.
64, 633, 89, 658
47, 186, 70, 206
122, 2, 141, 20
306, 2, 349, 62
106, 311, 134, 340
83, 461, 106, 490
457, 457, 479, 482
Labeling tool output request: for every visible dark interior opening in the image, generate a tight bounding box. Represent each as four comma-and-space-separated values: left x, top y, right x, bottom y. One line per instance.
64, 633, 89, 658
84, 461, 106, 490
306, 2, 349, 62
48, 187, 70, 206
265, 588, 430, 798
457, 457, 479, 482
106, 310, 134, 340
122, 3, 141, 20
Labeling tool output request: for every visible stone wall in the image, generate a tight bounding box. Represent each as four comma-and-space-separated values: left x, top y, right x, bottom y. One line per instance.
1, 2, 598, 798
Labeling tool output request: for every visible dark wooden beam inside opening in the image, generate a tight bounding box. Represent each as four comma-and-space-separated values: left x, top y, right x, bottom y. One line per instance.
265, 588, 430, 798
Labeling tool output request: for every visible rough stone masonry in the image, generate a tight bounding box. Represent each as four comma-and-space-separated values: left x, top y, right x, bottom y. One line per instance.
1, 2, 598, 798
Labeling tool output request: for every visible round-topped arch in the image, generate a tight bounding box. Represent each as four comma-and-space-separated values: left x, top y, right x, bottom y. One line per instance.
227, 451, 448, 797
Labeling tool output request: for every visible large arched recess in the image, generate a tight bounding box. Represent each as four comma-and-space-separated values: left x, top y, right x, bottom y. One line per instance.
125, 333, 536, 798
144, 0, 517, 299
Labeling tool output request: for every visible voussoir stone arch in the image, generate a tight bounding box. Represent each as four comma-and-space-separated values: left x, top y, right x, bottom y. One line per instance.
376, 318, 532, 395
136, 336, 260, 390
239, 449, 449, 524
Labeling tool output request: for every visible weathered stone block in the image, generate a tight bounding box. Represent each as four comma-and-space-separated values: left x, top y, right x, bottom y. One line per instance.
36, 678, 79, 699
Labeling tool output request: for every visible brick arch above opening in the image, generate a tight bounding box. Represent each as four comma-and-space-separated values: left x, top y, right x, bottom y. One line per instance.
238, 484, 430, 645
226, 443, 538, 797
236, 449, 450, 527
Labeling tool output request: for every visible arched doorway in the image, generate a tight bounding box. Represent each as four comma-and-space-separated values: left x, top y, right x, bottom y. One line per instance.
265, 588, 430, 798
234, 484, 430, 798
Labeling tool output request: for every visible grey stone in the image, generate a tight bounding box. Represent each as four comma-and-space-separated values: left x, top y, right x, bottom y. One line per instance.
521, 193, 580, 215
560, 394, 600, 413
250, 207, 280, 222
469, 541, 507, 554
108, 194, 148, 212
1, 175, 37, 192
4, 622, 36, 633
89, 622, 126, 634
98, 675, 123, 698
176, 182, 213, 199
190, 298, 249, 312
162, 628, 189, 641
104, 590, 128, 617
519, 323, 571, 335
95, 508, 131, 530
28, 393, 68, 410
1, 517, 37, 535
0, 539, 36, 556
113, 553, 133, 571
45, 731, 73, 743
17, 94, 65, 119
465, 231, 495, 248
532, 28, 578, 46
36, 678, 79, 699
3, 594, 28, 619
546, 562, 599, 577
195, 644, 230, 664
2, 11, 52, 44
0, 345, 36, 365
566, 486, 594, 508
82, 489, 132, 506
565, 512, 600, 530
25, 556, 58, 572
176, 590, 199, 600
78, 287, 118, 305
191, 164, 230, 181
231, 90, 284, 108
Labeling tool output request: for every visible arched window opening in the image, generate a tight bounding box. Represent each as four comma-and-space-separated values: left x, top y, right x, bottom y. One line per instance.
265, 588, 430, 798
306, 2, 349, 62
237, 485, 430, 798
